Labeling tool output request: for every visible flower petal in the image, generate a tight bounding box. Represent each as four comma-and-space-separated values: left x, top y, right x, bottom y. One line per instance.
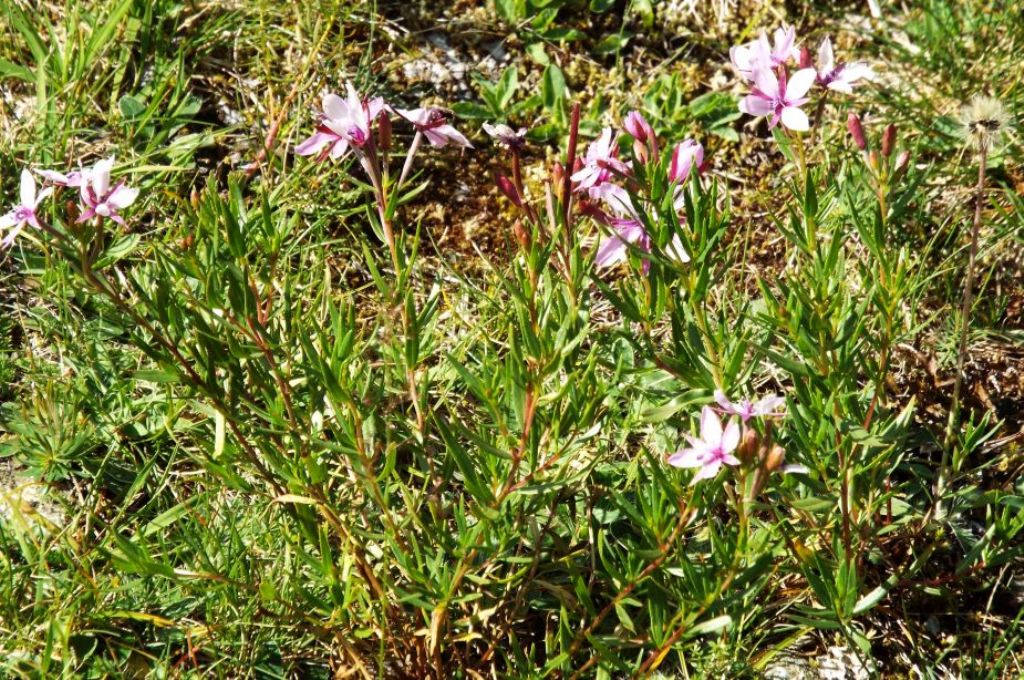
108, 185, 139, 209
780, 106, 810, 132
691, 460, 721, 484
721, 420, 741, 453
594, 235, 628, 267
667, 448, 705, 469
817, 36, 834, 72
699, 406, 723, 446
785, 68, 819, 101
323, 93, 348, 121
296, 131, 333, 156
20, 169, 36, 206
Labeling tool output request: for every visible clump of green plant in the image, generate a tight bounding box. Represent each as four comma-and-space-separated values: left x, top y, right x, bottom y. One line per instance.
2, 6, 1023, 679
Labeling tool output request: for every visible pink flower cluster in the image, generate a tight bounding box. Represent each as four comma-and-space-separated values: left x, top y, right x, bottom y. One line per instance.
2, 157, 139, 249
572, 111, 704, 273
731, 25, 873, 132
296, 82, 471, 164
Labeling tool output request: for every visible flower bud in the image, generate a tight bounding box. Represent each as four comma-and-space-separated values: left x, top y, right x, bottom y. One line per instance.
623, 110, 653, 144
551, 161, 564, 187
378, 113, 392, 154
881, 124, 896, 158
895, 149, 911, 174
764, 445, 786, 473
799, 45, 813, 70
513, 219, 530, 249
496, 175, 523, 207
736, 427, 760, 465
633, 139, 649, 165
847, 113, 868, 151
868, 149, 880, 172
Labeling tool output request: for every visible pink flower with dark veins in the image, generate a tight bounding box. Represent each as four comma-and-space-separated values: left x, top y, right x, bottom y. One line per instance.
714, 390, 786, 423
77, 157, 139, 225
571, 128, 630, 195
1, 170, 53, 248
739, 67, 818, 131
815, 37, 873, 94
667, 406, 742, 483
296, 83, 385, 161
394, 107, 472, 148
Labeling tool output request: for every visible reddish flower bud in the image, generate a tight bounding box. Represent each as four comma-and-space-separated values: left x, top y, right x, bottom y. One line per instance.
623, 110, 654, 144
513, 219, 529, 249
847, 113, 868, 151
736, 428, 760, 465
895, 149, 911, 173
881, 124, 897, 158
799, 45, 813, 70
496, 175, 523, 207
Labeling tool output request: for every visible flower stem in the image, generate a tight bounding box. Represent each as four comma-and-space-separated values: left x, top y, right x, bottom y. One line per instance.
937, 142, 988, 518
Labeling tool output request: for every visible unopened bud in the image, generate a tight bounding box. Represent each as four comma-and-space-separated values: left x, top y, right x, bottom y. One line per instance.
551, 161, 564, 187
623, 110, 653, 144
379, 114, 392, 154
764, 445, 786, 473
881, 124, 896, 158
633, 139, 649, 165
513, 219, 529, 249
799, 45, 813, 70
736, 428, 759, 465
847, 113, 868, 151
868, 149, 880, 172
496, 175, 522, 207
895, 149, 911, 174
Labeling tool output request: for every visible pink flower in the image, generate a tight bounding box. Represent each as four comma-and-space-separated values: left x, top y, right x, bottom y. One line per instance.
36, 169, 83, 187
593, 186, 690, 273
571, 128, 630, 195
667, 406, 741, 483
395, 107, 472, 148
714, 390, 786, 423
739, 67, 818, 131
815, 37, 873, 94
296, 84, 385, 161
77, 157, 139, 225
730, 25, 799, 82
483, 122, 527, 150
623, 110, 654, 143
668, 139, 703, 184
1, 170, 52, 248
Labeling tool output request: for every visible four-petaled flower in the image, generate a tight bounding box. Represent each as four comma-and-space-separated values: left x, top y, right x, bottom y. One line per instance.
1, 170, 53, 248
815, 37, 873, 94
296, 84, 385, 161
714, 390, 786, 423
739, 67, 818, 131
571, 128, 630, 195
593, 186, 690, 273
668, 406, 742, 483
77, 157, 139, 225
483, 122, 527, 150
730, 25, 799, 82
395, 107, 472, 148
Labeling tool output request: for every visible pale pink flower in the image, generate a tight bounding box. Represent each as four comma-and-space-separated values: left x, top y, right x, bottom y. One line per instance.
730, 25, 800, 82
483, 122, 527, 149
77, 157, 139, 225
668, 139, 704, 184
296, 84, 385, 161
667, 406, 742, 483
395, 107, 472, 148
714, 390, 786, 423
815, 37, 873, 94
593, 186, 689, 273
36, 169, 83, 187
739, 67, 818, 131
1, 170, 52, 248
571, 128, 630, 194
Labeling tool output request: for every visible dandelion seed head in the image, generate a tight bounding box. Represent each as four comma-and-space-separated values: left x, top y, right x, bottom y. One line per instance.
960, 95, 1010, 150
